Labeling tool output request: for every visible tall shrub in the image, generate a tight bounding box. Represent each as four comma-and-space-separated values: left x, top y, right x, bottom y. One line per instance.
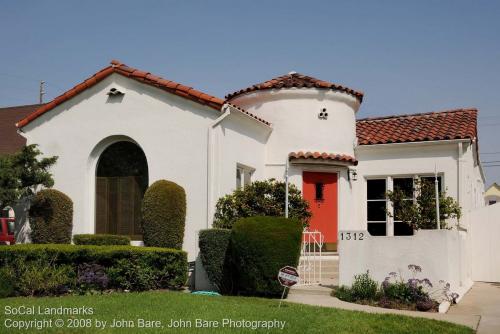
29, 189, 73, 244
142, 180, 186, 249
198, 229, 232, 293
231, 216, 302, 297
213, 179, 311, 229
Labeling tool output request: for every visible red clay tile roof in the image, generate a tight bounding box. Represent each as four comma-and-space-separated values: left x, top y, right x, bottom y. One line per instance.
356, 108, 478, 145
0, 104, 44, 154
289, 151, 358, 165
225, 72, 364, 102
17, 60, 225, 128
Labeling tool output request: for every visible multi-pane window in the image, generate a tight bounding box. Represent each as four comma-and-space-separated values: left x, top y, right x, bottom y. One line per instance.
367, 179, 387, 236
236, 165, 254, 190
393, 178, 414, 236
421, 177, 442, 194
367, 176, 443, 237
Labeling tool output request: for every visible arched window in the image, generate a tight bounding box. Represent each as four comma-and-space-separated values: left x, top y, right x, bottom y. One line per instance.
95, 141, 148, 240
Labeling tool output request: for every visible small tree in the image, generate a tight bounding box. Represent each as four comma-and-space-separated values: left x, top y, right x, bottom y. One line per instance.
213, 179, 311, 229
0, 144, 58, 207
387, 178, 461, 230
0, 155, 18, 207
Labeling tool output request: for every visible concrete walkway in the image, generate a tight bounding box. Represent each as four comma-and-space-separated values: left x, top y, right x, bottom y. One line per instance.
287, 285, 480, 330
448, 282, 500, 334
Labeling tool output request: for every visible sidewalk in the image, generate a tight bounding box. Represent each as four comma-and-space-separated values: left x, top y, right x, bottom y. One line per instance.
447, 282, 500, 334
287, 285, 480, 330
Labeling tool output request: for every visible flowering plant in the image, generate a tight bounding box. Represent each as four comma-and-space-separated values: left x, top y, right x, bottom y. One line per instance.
382, 264, 459, 305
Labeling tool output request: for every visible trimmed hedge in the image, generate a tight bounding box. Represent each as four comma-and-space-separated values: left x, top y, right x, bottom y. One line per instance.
0, 244, 188, 297
198, 229, 232, 293
231, 216, 302, 297
73, 234, 130, 246
142, 180, 186, 249
29, 189, 73, 244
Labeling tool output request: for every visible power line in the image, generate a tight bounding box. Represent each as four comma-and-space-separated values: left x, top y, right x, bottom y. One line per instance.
482, 160, 500, 164
481, 152, 500, 155
483, 165, 500, 168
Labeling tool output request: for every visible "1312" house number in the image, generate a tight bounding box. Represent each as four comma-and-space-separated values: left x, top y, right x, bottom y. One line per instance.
339, 232, 365, 241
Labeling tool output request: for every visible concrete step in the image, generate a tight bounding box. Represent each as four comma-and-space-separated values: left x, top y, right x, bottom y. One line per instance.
290, 283, 336, 296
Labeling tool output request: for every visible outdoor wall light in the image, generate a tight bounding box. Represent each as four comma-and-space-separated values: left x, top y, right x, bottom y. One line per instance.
348, 168, 358, 181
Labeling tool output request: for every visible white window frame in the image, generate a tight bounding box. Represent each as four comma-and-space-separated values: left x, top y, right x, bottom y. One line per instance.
366, 178, 388, 236
236, 163, 255, 190
366, 174, 444, 236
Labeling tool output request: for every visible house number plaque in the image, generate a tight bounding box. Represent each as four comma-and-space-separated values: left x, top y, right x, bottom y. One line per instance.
338, 231, 366, 241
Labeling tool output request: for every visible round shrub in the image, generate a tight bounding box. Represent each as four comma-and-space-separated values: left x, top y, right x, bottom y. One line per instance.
198, 229, 232, 293
213, 179, 311, 229
73, 234, 130, 246
231, 216, 302, 297
29, 189, 73, 244
141, 180, 186, 249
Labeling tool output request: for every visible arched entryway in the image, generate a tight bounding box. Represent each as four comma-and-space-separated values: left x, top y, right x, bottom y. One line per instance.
95, 141, 148, 240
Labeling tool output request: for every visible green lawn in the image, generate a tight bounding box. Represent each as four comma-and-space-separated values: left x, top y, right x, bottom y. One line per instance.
0, 291, 472, 334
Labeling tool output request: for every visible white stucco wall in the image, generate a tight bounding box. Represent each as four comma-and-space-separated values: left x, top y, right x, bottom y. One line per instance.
19, 73, 268, 260
353, 140, 484, 232
339, 229, 472, 300
230, 88, 360, 233
230, 89, 361, 162
216, 112, 270, 203
466, 203, 500, 282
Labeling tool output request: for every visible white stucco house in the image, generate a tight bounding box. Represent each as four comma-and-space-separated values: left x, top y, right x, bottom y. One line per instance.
15, 60, 486, 285
484, 183, 500, 205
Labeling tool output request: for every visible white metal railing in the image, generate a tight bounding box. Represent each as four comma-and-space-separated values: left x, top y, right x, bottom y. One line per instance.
297, 229, 324, 286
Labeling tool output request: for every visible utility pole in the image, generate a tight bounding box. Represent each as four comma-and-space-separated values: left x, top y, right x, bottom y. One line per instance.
39, 80, 45, 104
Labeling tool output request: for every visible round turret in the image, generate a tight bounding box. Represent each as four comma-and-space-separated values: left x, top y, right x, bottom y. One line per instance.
226, 73, 363, 162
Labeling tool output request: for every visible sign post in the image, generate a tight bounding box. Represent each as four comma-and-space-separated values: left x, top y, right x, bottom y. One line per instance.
277, 266, 299, 308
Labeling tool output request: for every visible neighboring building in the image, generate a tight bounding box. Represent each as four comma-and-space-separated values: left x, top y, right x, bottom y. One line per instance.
14, 60, 485, 258
0, 104, 43, 154
485, 183, 500, 205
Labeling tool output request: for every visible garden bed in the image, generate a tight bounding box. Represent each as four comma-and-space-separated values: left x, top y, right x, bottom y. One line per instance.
333, 266, 458, 313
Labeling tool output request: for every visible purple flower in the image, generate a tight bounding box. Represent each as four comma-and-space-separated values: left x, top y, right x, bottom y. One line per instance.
407, 278, 419, 288
408, 264, 422, 273
422, 278, 433, 287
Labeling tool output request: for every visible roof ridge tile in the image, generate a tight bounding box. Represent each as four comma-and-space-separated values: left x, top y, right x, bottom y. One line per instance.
226, 72, 364, 102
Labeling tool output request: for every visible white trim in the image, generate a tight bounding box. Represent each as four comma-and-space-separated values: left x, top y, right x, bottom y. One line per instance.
207, 105, 231, 229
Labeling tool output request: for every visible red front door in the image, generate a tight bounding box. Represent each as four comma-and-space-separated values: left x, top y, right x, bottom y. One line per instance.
303, 172, 338, 247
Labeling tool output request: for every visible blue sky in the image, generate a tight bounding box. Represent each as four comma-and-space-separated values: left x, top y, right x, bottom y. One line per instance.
1, 0, 499, 185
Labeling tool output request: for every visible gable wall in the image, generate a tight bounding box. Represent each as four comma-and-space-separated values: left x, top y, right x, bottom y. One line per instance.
20, 73, 220, 258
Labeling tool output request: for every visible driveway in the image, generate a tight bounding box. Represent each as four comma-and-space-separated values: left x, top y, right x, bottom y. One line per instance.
448, 282, 500, 334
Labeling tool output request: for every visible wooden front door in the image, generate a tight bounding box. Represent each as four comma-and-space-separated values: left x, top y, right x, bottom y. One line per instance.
303, 172, 338, 250
96, 176, 143, 239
